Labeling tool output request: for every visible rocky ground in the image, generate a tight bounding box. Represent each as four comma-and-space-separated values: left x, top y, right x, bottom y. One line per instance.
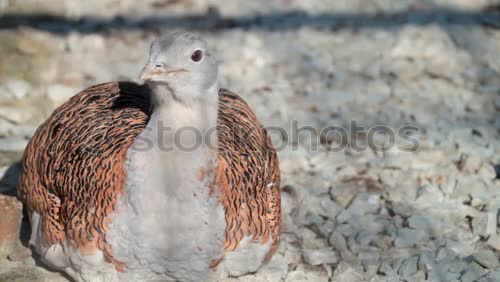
1, 0, 500, 281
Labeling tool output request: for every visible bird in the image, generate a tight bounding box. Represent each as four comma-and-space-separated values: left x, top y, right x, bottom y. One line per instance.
18, 31, 281, 282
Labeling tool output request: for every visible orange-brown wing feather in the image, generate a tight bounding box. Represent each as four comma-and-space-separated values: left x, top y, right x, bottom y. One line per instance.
216, 89, 281, 261
19, 82, 151, 270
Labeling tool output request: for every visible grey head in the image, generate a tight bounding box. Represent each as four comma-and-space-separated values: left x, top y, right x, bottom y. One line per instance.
139, 31, 218, 101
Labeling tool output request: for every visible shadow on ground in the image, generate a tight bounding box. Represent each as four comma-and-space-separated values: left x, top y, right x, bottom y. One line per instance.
0, 7, 499, 35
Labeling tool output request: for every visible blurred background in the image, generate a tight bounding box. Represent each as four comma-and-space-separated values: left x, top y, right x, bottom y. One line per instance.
0, 0, 499, 281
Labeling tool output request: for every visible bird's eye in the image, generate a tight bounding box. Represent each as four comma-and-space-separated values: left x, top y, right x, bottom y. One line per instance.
191, 50, 203, 62
155, 64, 163, 68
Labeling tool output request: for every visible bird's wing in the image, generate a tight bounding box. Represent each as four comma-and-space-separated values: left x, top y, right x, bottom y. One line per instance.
19, 83, 281, 270
19, 81, 151, 270
216, 89, 281, 260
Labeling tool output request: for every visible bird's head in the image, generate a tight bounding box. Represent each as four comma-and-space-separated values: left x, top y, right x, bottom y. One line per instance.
139, 31, 218, 101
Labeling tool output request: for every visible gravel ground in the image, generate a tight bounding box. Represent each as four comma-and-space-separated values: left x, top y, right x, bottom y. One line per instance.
1, 1, 500, 281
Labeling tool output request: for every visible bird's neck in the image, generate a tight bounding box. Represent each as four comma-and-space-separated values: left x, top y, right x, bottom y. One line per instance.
124, 82, 219, 197
148, 82, 219, 131
136, 82, 219, 167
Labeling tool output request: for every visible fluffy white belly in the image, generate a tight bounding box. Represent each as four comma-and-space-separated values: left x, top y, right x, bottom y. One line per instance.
106, 146, 225, 281
29, 149, 272, 281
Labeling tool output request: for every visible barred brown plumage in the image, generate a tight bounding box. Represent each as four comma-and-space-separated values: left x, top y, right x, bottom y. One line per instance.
19, 80, 281, 280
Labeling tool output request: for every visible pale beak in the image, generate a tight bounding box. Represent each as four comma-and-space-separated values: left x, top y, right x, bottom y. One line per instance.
138, 63, 156, 81
139, 63, 188, 81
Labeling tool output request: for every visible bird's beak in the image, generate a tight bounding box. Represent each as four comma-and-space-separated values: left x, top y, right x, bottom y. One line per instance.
138, 63, 156, 81
139, 63, 188, 81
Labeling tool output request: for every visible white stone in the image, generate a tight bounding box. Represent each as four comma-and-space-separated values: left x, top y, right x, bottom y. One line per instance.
46, 84, 80, 105
330, 262, 364, 281
303, 248, 338, 266
329, 183, 358, 208
472, 251, 499, 269
284, 264, 328, 282
415, 184, 444, 205
407, 215, 442, 237
354, 193, 380, 214
484, 270, 500, 281
394, 228, 428, 248
329, 231, 347, 252
0, 137, 29, 152
398, 256, 418, 277
0, 107, 33, 124
318, 198, 342, 219
357, 251, 380, 266
0, 85, 10, 99
3, 79, 31, 100
389, 25, 470, 79
255, 250, 288, 282
299, 228, 327, 249
487, 235, 500, 251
